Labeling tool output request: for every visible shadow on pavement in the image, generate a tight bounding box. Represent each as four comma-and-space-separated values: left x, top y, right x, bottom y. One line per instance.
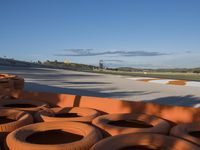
25, 82, 158, 99
24, 82, 200, 107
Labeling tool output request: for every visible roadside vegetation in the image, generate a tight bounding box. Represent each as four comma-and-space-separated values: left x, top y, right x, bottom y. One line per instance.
92, 69, 200, 81
44, 61, 200, 81
1, 57, 200, 81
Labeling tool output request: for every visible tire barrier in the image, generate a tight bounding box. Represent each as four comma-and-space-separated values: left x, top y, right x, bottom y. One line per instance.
0, 74, 24, 100
0, 108, 33, 143
170, 122, 200, 146
35, 107, 100, 123
91, 133, 200, 150
0, 93, 11, 101
6, 121, 102, 150
0, 99, 49, 114
92, 113, 171, 136
0, 78, 13, 89
0, 73, 200, 149
0, 74, 16, 78
12, 77, 24, 90
0, 74, 24, 90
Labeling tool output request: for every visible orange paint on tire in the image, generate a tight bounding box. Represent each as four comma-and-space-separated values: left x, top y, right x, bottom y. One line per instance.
0, 108, 33, 143
6, 121, 102, 150
0, 74, 24, 99
170, 122, 200, 146
0, 99, 49, 114
91, 133, 200, 150
92, 113, 171, 136
35, 107, 100, 123
12, 77, 24, 90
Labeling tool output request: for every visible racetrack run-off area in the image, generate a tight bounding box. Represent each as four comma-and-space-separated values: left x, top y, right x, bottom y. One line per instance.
1, 66, 200, 108
126, 77, 200, 87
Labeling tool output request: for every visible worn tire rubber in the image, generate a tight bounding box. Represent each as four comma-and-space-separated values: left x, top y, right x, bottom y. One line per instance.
35, 107, 100, 123
0, 74, 16, 89
0, 74, 16, 78
0, 108, 33, 142
91, 133, 200, 150
12, 77, 24, 90
0, 74, 24, 91
92, 113, 171, 136
0, 99, 49, 114
170, 122, 200, 146
6, 121, 102, 150
0, 79, 13, 89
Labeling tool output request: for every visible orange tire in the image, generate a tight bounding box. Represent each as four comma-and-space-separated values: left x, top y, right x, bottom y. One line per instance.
0, 74, 16, 78
170, 122, 200, 146
0, 79, 13, 89
0, 94, 11, 99
6, 121, 102, 150
92, 113, 171, 136
35, 107, 100, 123
91, 133, 200, 150
12, 77, 24, 90
0, 108, 33, 143
0, 99, 49, 114
0, 74, 24, 91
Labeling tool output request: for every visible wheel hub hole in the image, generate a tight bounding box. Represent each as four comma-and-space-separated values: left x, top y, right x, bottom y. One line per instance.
189, 131, 200, 139
108, 120, 153, 128
0, 116, 16, 124
26, 129, 83, 144
55, 113, 81, 118
4, 104, 36, 108
120, 145, 160, 150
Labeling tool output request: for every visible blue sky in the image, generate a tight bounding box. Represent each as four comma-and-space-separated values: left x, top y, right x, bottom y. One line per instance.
0, 0, 200, 68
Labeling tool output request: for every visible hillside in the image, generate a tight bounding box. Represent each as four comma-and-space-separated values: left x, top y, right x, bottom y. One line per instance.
0, 58, 98, 71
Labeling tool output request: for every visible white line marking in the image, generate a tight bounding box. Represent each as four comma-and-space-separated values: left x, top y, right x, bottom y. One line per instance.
186, 81, 200, 87
126, 77, 200, 87
148, 79, 175, 84
126, 77, 156, 80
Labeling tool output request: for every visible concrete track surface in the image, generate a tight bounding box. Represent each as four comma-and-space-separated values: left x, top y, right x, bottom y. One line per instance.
1, 66, 200, 107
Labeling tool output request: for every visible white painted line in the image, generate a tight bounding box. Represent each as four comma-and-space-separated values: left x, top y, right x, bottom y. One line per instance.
149, 79, 175, 84
185, 81, 200, 87
25, 78, 45, 81
193, 103, 200, 108
126, 77, 156, 80
126, 77, 200, 88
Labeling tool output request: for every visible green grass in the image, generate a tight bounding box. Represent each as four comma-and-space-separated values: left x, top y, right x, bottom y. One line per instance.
90, 70, 200, 81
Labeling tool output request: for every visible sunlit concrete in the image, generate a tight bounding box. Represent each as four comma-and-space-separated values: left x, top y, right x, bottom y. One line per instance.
1, 66, 200, 107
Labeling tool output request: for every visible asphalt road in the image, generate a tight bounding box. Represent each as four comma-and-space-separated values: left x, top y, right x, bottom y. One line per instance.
1, 66, 200, 107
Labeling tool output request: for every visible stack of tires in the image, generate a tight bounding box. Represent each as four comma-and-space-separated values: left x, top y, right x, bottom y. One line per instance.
0, 74, 24, 99
2, 101, 199, 150
170, 122, 200, 146
0, 108, 33, 149
0, 99, 103, 150
91, 113, 200, 150
11, 76, 24, 90
0, 73, 199, 150
91, 133, 200, 150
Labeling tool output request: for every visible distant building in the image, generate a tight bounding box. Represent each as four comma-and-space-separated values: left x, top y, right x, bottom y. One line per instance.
64, 60, 70, 64
99, 60, 104, 69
